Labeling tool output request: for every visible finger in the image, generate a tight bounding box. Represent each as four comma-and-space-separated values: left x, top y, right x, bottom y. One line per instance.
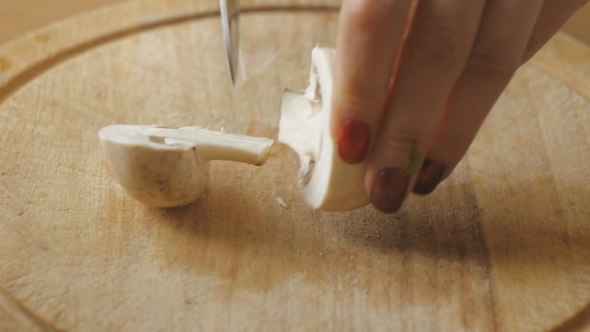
330, 0, 413, 165
366, 0, 487, 213
412, 0, 545, 196
522, 0, 590, 62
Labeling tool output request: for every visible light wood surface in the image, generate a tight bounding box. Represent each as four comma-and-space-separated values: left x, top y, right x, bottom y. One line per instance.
1, 0, 590, 331
0, 0, 133, 46
1, 0, 590, 46
565, 3, 590, 45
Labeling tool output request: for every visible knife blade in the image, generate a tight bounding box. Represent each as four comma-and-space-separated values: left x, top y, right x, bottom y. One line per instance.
220, 0, 239, 85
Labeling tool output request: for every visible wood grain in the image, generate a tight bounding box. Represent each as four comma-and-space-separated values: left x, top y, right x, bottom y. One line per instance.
0, 0, 134, 45
2, 0, 590, 47
562, 3, 590, 46
1, 0, 590, 331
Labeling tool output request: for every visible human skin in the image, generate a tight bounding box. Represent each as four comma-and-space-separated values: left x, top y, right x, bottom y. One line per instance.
330, 0, 590, 213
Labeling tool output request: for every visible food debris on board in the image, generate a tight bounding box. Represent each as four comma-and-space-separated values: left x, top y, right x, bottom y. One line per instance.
277, 197, 289, 209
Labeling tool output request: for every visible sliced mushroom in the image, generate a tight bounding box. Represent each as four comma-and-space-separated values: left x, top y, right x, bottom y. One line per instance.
98, 125, 273, 208
278, 47, 370, 211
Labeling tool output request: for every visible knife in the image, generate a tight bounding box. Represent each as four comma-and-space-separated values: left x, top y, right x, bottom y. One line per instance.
220, 0, 239, 85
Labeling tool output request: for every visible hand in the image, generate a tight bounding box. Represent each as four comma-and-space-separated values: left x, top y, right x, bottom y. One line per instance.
331, 0, 589, 213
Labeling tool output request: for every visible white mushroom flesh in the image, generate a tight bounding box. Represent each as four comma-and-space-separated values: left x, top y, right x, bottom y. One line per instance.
99, 125, 273, 208
278, 47, 370, 211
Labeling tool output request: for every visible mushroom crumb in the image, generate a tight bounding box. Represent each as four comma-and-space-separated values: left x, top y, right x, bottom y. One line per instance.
277, 197, 288, 209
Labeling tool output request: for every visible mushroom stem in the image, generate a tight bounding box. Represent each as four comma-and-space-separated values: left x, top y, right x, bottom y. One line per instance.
143, 126, 273, 166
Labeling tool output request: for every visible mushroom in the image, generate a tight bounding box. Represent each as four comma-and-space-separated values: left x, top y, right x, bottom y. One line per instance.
278, 47, 370, 211
98, 125, 273, 208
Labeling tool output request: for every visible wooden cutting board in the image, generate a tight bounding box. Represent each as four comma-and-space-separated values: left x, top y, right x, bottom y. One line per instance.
1, 0, 590, 331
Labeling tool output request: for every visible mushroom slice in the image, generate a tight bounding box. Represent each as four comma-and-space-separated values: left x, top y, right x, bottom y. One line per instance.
278, 47, 370, 211
98, 125, 273, 208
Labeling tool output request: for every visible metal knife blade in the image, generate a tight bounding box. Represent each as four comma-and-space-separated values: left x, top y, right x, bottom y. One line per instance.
220, 0, 239, 85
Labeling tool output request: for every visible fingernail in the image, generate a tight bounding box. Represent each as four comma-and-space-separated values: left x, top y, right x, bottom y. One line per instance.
412, 158, 446, 195
370, 168, 410, 214
337, 119, 371, 164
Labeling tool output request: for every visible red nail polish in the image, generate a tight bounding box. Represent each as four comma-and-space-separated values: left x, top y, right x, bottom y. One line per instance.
337, 119, 371, 164
412, 158, 446, 195
370, 168, 410, 214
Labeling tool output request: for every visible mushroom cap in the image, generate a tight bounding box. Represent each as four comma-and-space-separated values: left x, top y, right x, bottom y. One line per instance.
99, 125, 209, 208
279, 47, 370, 211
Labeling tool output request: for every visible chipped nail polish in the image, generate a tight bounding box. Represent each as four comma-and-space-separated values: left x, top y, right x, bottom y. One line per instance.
337, 119, 371, 164
412, 158, 446, 195
370, 168, 410, 213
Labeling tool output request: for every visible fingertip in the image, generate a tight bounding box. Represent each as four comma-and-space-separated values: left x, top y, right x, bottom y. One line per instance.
336, 118, 372, 164
411, 158, 446, 195
369, 167, 411, 214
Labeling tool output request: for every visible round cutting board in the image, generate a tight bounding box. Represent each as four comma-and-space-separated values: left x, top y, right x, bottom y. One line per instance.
1, 0, 590, 331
